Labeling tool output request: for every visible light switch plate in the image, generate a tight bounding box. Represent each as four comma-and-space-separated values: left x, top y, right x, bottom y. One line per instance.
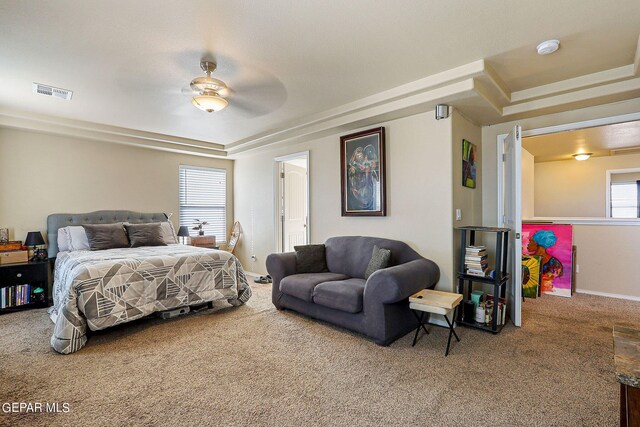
455, 209, 462, 221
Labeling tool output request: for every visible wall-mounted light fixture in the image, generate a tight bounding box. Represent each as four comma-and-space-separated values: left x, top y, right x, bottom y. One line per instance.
435, 104, 450, 120
572, 153, 592, 161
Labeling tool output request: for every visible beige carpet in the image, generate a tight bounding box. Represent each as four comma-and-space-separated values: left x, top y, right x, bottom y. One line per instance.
1, 283, 639, 427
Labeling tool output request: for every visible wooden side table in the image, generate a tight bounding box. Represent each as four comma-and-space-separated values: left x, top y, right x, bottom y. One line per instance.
409, 289, 463, 356
189, 235, 217, 249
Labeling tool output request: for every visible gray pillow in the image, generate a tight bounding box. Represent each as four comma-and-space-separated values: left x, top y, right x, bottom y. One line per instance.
294, 244, 329, 274
124, 223, 167, 248
124, 221, 177, 245
82, 223, 130, 251
364, 245, 391, 279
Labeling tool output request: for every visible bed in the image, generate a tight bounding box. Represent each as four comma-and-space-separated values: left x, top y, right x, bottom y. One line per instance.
46, 210, 251, 354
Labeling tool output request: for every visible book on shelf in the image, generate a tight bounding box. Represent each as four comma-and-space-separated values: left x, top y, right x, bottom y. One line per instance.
1, 284, 31, 309
466, 270, 487, 277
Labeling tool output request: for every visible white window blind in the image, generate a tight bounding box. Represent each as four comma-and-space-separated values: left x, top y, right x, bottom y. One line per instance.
610, 181, 639, 218
179, 166, 227, 243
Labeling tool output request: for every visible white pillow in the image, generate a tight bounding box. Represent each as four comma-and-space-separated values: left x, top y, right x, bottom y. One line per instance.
64, 226, 90, 251
57, 228, 70, 252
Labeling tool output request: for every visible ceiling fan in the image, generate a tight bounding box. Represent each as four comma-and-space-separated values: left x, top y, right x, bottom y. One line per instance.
188, 60, 229, 113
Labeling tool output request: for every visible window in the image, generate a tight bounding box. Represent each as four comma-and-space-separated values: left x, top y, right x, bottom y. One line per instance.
179, 166, 227, 242
608, 170, 640, 219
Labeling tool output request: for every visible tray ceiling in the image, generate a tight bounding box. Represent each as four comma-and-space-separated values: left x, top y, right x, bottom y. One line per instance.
1, 0, 640, 156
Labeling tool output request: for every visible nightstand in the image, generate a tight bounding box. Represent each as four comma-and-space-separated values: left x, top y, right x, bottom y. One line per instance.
0, 260, 50, 314
189, 235, 218, 249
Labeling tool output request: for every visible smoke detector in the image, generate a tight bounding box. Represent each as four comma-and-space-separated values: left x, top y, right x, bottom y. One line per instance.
536, 40, 560, 55
32, 83, 73, 101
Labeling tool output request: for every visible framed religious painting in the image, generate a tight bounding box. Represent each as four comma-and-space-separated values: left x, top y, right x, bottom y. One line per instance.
340, 127, 386, 216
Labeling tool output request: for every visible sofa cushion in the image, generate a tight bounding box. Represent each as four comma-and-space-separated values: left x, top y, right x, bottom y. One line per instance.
280, 272, 349, 302
312, 278, 366, 314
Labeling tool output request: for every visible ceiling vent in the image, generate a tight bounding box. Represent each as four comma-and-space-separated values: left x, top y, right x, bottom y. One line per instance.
32, 83, 73, 101
610, 146, 640, 156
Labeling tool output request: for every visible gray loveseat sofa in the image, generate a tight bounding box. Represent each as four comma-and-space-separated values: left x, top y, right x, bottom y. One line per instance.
266, 236, 440, 345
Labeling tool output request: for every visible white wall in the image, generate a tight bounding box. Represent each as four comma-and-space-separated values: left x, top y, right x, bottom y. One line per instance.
0, 128, 234, 243
234, 110, 457, 290
521, 148, 534, 219
534, 153, 640, 217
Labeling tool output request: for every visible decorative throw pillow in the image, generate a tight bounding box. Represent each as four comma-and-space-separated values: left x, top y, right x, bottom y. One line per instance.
364, 245, 391, 279
124, 223, 167, 248
82, 223, 130, 251
294, 244, 329, 274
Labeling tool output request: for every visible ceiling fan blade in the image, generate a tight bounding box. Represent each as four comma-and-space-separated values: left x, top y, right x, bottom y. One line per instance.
181, 86, 199, 96
226, 81, 287, 117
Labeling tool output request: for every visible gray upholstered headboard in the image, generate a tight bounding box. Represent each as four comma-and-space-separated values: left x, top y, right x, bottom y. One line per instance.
47, 210, 169, 259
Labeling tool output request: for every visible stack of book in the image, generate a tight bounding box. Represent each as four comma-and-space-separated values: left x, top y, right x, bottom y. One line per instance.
1, 284, 31, 308
465, 245, 488, 277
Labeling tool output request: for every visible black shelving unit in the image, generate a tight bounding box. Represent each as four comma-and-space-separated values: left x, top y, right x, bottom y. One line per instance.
0, 260, 50, 314
455, 226, 510, 334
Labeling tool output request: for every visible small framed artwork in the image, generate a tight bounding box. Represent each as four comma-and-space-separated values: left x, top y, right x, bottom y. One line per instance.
340, 127, 386, 216
462, 139, 477, 188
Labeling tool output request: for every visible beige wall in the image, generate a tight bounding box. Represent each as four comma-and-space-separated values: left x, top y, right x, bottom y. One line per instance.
451, 110, 482, 275
0, 128, 234, 243
481, 98, 640, 298
521, 148, 534, 219
534, 153, 640, 218
573, 225, 639, 298
234, 110, 457, 291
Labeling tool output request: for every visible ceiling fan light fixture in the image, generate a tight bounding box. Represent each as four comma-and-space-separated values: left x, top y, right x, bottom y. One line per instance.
572, 152, 592, 161
191, 91, 228, 113
190, 76, 227, 93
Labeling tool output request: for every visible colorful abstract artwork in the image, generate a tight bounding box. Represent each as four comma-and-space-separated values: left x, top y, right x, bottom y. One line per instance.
462, 139, 477, 188
522, 255, 541, 299
340, 127, 386, 216
522, 224, 573, 298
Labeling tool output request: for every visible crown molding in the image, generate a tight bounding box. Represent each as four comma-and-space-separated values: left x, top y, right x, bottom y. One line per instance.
0, 109, 227, 158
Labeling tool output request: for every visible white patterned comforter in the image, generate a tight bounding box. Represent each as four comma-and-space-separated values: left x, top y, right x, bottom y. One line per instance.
49, 244, 251, 354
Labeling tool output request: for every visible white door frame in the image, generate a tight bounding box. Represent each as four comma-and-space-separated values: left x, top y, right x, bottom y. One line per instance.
274, 151, 310, 253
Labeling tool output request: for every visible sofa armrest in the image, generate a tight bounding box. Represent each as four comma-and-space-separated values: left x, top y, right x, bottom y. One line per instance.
266, 252, 297, 308
364, 258, 440, 305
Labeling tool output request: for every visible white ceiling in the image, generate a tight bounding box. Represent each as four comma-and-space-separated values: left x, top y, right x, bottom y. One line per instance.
523, 120, 640, 162
1, 0, 640, 149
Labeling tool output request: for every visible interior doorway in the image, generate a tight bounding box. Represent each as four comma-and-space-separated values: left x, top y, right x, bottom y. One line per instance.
498, 112, 640, 326
274, 151, 309, 253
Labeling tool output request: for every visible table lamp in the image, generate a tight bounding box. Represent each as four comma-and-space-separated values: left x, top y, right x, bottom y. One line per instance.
177, 226, 190, 244
24, 231, 45, 261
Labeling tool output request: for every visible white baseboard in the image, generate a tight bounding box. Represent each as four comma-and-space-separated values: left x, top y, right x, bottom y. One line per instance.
576, 289, 640, 302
